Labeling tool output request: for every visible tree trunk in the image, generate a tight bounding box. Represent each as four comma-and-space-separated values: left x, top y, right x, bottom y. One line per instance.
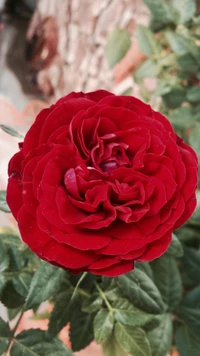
26, 0, 149, 100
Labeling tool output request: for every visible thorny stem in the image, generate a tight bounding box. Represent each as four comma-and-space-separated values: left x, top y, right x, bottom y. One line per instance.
5, 306, 25, 356
94, 282, 113, 312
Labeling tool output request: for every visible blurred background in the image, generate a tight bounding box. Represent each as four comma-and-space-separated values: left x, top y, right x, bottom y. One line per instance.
0, 1, 200, 355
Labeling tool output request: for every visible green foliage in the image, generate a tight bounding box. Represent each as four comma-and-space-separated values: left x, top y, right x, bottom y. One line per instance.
151, 255, 182, 311
166, 233, 184, 258
177, 285, 200, 333
147, 314, 173, 356
25, 261, 65, 310
48, 291, 80, 337
0, 124, 23, 138
116, 269, 165, 313
102, 334, 127, 356
176, 326, 200, 356
112, 299, 154, 327
0, 191, 10, 213
135, 59, 161, 79
94, 309, 114, 344
10, 329, 74, 356
0, 317, 11, 354
70, 310, 94, 351
137, 25, 161, 56
114, 322, 151, 356
105, 29, 131, 68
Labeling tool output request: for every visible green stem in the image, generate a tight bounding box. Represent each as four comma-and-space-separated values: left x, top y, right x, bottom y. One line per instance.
63, 279, 90, 297
71, 272, 88, 299
94, 282, 113, 312
5, 307, 25, 356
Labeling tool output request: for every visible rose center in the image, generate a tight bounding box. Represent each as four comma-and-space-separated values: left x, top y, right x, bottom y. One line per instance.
100, 160, 119, 174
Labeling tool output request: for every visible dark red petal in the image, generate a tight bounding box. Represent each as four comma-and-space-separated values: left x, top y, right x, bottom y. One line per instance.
50, 226, 111, 250
7, 178, 23, 219
18, 205, 50, 251
38, 99, 94, 145
18, 205, 97, 269
174, 193, 197, 229
56, 90, 113, 105
8, 150, 24, 176
89, 256, 120, 270
99, 95, 152, 117
89, 260, 134, 277
121, 246, 147, 260
137, 231, 172, 262
23, 108, 51, 154
99, 238, 147, 255
179, 146, 198, 201
153, 111, 176, 139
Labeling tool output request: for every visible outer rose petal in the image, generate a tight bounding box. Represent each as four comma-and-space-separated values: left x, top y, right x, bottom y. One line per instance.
56, 90, 114, 106
18, 206, 98, 269
89, 260, 134, 277
137, 231, 172, 262
23, 108, 51, 154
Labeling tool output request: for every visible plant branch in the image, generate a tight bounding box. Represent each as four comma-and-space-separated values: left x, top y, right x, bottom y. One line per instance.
94, 282, 113, 312
5, 306, 25, 356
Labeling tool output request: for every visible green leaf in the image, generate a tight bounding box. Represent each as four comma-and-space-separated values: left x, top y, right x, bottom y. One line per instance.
165, 31, 195, 55
180, 247, 200, 284
0, 316, 11, 355
148, 314, 173, 356
177, 53, 200, 73
153, 80, 172, 98
162, 87, 186, 109
105, 29, 131, 68
10, 329, 74, 356
82, 294, 103, 313
187, 87, 200, 103
151, 255, 182, 311
94, 309, 114, 344
176, 326, 200, 356
13, 273, 32, 298
143, 0, 173, 30
178, 286, 200, 333
189, 124, 200, 161
113, 299, 154, 327
0, 233, 22, 248
135, 262, 153, 279
168, 107, 195, 129
102, 334, 127, 356
171, 0, 196, 24
115, 322, 151, 356
166, 233, 183, 257
104, 284, 121, 302
134, 59, 161, 79
137, 25, 161, 56
0, 190, 10, 213
0, 240, 9, 272
25, 261, 65, 310
48, 291, 79, 337
70, 311, 94, 351
116, 269, 165, 314
7, 246, 25, 271
1, 281, 25, 308
0, 275, 6, 296
0, 124, 23, 138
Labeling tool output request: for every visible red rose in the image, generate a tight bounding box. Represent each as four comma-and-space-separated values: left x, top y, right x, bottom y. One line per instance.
7, 90, 198, 277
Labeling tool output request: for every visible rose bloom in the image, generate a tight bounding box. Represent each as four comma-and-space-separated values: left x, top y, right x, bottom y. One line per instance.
7, 91, 198, 277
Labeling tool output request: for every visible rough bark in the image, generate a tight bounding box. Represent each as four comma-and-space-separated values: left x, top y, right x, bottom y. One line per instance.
26, 0, 149, 100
